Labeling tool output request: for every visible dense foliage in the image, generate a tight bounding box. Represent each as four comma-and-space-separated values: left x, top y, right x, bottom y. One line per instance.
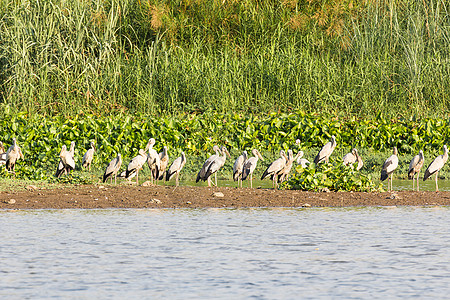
1, 0, 450, 117
0, 110, 449, 185
282, 163, 381, 192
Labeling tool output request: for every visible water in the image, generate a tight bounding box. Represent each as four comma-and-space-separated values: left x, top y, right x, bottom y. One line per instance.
1, 207, 450, 299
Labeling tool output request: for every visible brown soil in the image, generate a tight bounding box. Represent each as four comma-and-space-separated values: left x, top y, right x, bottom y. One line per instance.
1, 184, 450, 209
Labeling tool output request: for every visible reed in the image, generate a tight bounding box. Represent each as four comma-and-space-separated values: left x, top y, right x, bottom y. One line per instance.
0, 0, 450, 117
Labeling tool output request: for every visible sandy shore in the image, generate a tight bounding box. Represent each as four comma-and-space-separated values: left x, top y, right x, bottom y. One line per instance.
1, 184, 450, 209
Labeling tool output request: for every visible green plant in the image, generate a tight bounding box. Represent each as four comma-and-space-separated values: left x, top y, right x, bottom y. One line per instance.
282, 162, 382, 192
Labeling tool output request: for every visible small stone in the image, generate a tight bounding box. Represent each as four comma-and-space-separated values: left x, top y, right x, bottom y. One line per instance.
141, 181, 152, 187
149, 198, 161, 204
388, 193, 401, 200
302, 203, 311, 207
320, 188, 331, 193
6, 199, 16, 204
213, 192, 224, 198
98, 185, 105, 189
186, 201, 192, 205
26, 185, 38, 191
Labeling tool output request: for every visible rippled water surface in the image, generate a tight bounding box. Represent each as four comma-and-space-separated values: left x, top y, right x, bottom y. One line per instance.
1, 207, 450, 299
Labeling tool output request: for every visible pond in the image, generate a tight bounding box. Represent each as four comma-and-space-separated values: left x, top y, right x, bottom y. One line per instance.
1, 207, 449, 299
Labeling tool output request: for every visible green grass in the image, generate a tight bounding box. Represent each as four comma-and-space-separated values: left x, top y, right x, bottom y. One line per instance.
0, 0, 450, 117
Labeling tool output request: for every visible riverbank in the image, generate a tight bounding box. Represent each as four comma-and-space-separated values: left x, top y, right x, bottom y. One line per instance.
1, 184, 449, 209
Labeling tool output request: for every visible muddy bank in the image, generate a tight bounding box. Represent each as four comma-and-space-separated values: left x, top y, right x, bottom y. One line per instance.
1, 184, 450, 209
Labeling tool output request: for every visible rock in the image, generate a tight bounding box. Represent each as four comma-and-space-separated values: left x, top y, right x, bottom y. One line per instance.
98, 185, 105, 189
302, 203, 311, 207
320, 188, 331, 193
26, 185, 38, 191
388, 193, 401, 200
4, 199, 16, 204
141, 181, 152, 187
149, 198, 162, 204
213, 192, 224, 198
186, 201, 192, 205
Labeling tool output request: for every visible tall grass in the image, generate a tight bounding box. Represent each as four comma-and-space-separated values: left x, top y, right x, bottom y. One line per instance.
0, 0, 450, 117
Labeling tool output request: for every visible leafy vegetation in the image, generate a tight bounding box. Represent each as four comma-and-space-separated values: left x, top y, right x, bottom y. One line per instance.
281, 163, 381, 192
0, 110, 449, 187
1, 0, 450, 117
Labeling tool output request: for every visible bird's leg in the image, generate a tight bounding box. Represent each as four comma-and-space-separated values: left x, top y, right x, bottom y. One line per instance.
417, 172, 419, 191
412, 175, 415, 191
110, 176, 113, 184
136, 169, 139, 185
176, 172, 179, 187
207, 176, 211, 187
215, 173, 217, 187
250, 174, 253, 189
435, 172, 439, 192
114, 174, 117, 185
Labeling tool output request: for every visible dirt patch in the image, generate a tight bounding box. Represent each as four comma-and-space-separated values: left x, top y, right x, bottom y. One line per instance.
1, 184, 450, 209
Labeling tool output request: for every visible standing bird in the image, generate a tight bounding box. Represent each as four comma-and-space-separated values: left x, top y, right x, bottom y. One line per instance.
103, 153, 122, 184
408, 150, 424, 191
343, 148, 364, 171
5, 138, 24, 173
196, 145, 221, 184
146, 138, 160, 184
314, 135, 336, 164
82, 141, 95, 171
57, 141, 75, 175
157, 146, 169, 181
423, 145, 448, 192
166, 152, 187, 187
278, 150, 304, 183
380, 147, 399, 192
125, 149, 148, 185
297, 156, 310, 168
203, 146, 231, 187
55, 145, 75, 178
233, 150, 248, 187
242, 149, 264, 188
261, 150, 289, 189
1, 141, 7, 166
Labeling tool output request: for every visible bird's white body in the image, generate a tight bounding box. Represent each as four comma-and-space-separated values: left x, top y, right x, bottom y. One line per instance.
203, 146, 230, 187
261, 150, 288, 189
158, 146, 169, 180
297, 157, 310, 168
423, 145, 448, 192
57, 141, 75, 176
408, 150, 424, 191
5, 138, 24, 173
126, 149, 148, 184
380, 147, 398, 192
146, 138, 161, 183
103, 154, 122, 184
82, 142, 95, 171
314, 135, 336, 164
196, 145, 221, 185
0, 152, 5, 166
343, 148, 363, 171
233, 151, 248, 187
242, 149, 263, 188
166, 152, 186, 186
56, 144, 75, 178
